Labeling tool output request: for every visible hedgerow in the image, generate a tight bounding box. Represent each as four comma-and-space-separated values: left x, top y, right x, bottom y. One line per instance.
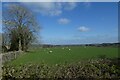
2, 58, 120, 80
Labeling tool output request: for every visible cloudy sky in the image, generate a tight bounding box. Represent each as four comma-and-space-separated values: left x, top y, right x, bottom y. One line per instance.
2, 2, 118, 45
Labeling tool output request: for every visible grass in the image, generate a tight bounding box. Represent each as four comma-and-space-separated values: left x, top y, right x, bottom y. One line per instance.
6, 46, 118, 66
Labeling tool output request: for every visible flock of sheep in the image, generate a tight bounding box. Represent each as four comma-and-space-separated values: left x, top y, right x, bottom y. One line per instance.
44, 47, 71, 54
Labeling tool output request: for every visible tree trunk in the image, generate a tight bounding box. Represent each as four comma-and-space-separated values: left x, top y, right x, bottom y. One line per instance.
23, 38, 25, 51
18, 39, 22, 51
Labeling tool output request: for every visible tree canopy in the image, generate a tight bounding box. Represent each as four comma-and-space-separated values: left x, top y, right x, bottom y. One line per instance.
3, 4, 40, 51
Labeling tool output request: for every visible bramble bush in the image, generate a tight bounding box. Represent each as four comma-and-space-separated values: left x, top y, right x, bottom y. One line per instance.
2, 58, 120, 80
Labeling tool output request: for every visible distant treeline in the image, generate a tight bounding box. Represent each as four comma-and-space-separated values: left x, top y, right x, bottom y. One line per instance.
31, 43, 120, 48
85, 43, 120, 47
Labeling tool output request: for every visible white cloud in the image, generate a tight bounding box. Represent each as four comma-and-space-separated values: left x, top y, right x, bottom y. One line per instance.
23, 2, 62, 16
58, 18, 70, 24
78, 26, 89, 32
64, 2, 77, 10
22, 2, 77, 16
2, 2, 77, 17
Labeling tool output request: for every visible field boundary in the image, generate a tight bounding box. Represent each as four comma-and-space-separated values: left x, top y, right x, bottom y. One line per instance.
1, 51, 23, 64
0, 53, 2, 80
0, 51, 23, 79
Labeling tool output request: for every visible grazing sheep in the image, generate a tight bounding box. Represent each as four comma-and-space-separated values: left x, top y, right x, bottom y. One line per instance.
49, 50, 53, 53
62, 47, 64, 49
68, 49, 71, 50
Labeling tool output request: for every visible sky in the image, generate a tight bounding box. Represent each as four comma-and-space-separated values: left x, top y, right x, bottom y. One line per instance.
1, 0, 120, 2
0, 2, 2, 33
1, 2, 119, 45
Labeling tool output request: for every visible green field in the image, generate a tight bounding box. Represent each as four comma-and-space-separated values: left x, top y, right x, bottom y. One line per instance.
7, 46, 118, 66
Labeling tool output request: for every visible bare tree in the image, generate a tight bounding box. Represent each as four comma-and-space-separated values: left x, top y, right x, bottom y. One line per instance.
3, 4, 40, 51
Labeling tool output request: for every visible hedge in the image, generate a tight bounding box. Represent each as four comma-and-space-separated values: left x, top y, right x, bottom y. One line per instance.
2, 58, 120, 80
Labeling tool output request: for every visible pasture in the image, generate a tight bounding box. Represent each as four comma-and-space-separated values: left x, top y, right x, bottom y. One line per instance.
6, 46, 118, 66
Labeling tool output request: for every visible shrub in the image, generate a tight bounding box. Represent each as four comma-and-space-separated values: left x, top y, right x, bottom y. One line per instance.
2, 58, 120, 79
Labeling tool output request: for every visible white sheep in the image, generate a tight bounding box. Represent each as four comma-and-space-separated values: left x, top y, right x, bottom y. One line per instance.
62, 47, 64, 49
49, 50, 53, 53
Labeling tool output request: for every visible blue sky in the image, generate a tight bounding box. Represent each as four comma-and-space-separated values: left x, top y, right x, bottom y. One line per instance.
2, 2, 118, 45
0, 2, 2, 33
